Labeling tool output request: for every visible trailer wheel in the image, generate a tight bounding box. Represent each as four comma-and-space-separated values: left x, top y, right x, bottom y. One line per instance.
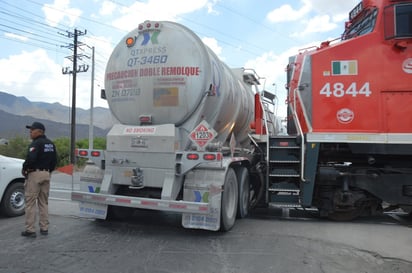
220, 168, 238, 231
237, 167, 250, 219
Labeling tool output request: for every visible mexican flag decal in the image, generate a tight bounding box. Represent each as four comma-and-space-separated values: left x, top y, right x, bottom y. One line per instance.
332, 60, 358, 75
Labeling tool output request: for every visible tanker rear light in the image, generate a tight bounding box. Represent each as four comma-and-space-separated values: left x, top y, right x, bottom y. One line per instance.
187, 153, 200, 160
76, 149, 101, 157
77, 150, 88, 157
139, 115, 152, 125
91, 151, 101, 157
204, 153, 222, 161
186, 153, 223, 161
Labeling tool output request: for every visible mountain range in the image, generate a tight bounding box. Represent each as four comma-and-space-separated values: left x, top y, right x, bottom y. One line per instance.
0, 91, 115, 140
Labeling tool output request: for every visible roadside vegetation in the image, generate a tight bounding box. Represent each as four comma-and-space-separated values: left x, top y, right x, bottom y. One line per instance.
0, 136, 106, 168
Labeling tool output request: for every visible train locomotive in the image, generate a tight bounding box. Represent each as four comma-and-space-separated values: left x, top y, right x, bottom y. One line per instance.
284, 0, 412, 220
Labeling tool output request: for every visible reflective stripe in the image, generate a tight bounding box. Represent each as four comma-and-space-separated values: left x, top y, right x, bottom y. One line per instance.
72, 192, 210, 214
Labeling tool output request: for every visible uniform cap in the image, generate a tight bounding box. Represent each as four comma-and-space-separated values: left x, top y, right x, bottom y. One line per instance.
26, 122, 45, 131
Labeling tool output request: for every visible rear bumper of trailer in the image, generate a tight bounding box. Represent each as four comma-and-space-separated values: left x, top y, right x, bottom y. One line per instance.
71, 191, 210, 216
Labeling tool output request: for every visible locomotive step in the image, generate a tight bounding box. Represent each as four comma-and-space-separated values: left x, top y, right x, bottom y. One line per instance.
269, 145, 300, 149
268, 188, 300, 193
269, 169, 300, 177
268, 202, 301, 208
270, 160, 300, 164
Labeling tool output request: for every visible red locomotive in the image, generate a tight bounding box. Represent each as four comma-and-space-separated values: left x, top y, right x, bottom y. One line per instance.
283, 0, 412, 219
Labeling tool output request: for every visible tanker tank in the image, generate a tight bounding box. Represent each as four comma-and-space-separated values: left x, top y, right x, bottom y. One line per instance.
105, 20, 256, 146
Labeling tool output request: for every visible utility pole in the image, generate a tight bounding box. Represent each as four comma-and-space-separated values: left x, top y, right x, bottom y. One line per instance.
61, 28, 88, 165
89, 46, 95, 150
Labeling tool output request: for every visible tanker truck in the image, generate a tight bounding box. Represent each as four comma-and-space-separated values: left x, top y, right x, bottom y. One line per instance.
71, 20, 280, 231
72, 1, 412, 230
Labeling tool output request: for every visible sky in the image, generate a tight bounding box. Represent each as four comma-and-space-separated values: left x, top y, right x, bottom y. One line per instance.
0, 0, 360, 118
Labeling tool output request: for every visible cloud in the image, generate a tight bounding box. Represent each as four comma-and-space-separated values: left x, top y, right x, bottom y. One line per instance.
202, 37, 223, 58
0, 49, 65, 99
310, 0, 357, 16
4, 33, 28, 42
267, 0, 312, 23
0, 48, 106, 109
267, 0, 358, 37
42, 0, 82, 27
244, 40, 324, 118
111, 0, 215, 31
99, 1, 117, 16
292, 15, 338, 37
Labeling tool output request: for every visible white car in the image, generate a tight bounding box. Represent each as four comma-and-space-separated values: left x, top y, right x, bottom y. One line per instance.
0, 155, 25, 217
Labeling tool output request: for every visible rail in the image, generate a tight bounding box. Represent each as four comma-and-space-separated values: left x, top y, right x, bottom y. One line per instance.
292, 88, 306, 182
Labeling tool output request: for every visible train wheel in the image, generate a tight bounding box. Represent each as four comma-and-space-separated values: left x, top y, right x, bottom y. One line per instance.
220, 168, 238, 231
237, 167, 250, 219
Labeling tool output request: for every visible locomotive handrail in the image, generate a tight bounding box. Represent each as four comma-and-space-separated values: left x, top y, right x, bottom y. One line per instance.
261, 95, 270, 164
292, 88, 306, 182
258, 92, 274, 178
262, 94, 271, 200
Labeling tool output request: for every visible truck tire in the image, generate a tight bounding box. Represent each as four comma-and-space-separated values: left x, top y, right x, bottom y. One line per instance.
236, 167, 250, 219
220, 168, 238, 231
0, 182, 25, 217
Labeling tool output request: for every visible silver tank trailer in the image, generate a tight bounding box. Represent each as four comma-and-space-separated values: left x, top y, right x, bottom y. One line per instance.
105, 20, 255, 147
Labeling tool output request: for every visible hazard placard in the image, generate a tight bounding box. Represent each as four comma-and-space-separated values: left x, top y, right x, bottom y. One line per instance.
189, 120, 217, 150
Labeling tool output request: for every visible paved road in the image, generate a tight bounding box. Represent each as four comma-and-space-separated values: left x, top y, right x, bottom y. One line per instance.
0, 172, 411, 273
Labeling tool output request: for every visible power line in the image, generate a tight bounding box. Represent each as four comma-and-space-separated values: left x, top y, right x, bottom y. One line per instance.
0, 0, 74, 53
0, 0, 69, 33
0, 23, 70, 46
0, 35, 66, 54
25, 0, 127, 33
215, 2, 296, 44
0, 13, 67, 42
107, 0, 267, 58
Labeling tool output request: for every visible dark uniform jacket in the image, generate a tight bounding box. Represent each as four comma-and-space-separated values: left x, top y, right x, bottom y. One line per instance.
22, 135, 57, 174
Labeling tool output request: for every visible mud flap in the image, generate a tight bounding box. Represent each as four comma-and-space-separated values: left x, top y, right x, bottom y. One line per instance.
78, 173, 107, 219
182, 184, 222, 231
79, 202, 108, 219
182, 169, 225, 231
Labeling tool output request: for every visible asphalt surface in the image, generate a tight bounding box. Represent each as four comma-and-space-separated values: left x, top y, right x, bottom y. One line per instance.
0, 172, 411, 273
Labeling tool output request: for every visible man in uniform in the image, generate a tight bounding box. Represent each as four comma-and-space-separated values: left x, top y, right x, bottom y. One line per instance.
21, 122, 57, 237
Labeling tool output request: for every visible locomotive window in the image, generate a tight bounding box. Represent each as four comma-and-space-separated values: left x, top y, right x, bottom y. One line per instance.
342, 8, 378, 40
395, 4, 412, 38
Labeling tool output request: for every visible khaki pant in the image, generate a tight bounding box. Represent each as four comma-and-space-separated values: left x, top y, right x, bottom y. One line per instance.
24, 171, 50, 233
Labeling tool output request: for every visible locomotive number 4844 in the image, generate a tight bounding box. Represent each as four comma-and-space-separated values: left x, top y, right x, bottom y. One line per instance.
319, 82, 372, 98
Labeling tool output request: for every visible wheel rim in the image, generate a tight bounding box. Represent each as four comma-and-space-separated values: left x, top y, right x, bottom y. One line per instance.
10, 191, 25, 211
